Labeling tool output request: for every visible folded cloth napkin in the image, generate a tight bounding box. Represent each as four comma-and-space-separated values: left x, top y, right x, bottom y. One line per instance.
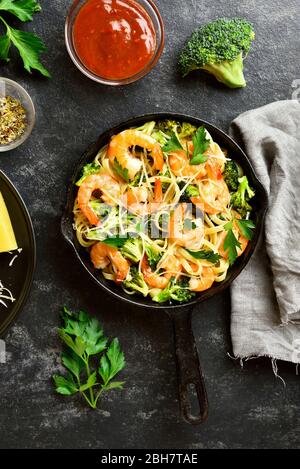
229, 100, 300, 363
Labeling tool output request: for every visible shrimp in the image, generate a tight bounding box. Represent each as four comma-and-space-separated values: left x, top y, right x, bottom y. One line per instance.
191, 179, 230, 215
189, 267, 215, 292
125, 185, 149, 216
169, 151, 207, 179
159, 255, 182, 279
169, 204, 204, 250
90, 242, 130, 283
78, 174, 121, 225
108, 129, 164, 180
141, 255, 169, 289
218, 220, 248, 259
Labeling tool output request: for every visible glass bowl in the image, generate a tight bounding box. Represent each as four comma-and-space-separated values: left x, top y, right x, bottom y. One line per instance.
65, 0, 165, 85
0, 78, 35, 152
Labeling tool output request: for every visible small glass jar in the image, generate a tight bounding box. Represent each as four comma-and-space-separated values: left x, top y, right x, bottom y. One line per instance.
0, 78, 35, 152
65, 0, 165, 85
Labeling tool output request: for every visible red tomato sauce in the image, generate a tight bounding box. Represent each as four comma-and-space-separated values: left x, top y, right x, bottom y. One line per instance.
73, 0, 156, 80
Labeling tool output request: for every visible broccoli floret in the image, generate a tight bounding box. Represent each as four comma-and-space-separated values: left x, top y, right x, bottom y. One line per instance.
185, 185, 200, 198
76, 161, 101, 186
178, 18, 255, 88
145, 243, 162, 270
121, 238, 143, 263
178, 122, 197, 139
122, 266, 149, 297
223, 161, 240, 191
152, 130, 169, 146
155, 120, 197, 140
135, 121, 156, 135
152, 277, 196, 304
231, 175, 255, 217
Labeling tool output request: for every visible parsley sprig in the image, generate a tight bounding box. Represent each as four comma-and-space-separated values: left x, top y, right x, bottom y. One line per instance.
186, 249, 221, 264
161, 126, 211, 166
190, 126, 210, 165
224, 218, 255, 265
0, 0, 49, 76
53, 307, 125, 409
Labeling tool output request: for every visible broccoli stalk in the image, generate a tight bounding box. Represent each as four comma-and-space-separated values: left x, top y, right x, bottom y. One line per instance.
152, 277, 196, 304
231, 175, 255, 217
122, 267, 149, 297
203, 52, 246, 88
178, 18, 255, 89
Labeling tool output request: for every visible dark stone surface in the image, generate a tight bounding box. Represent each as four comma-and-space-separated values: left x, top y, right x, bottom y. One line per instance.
0, 0, 299, 449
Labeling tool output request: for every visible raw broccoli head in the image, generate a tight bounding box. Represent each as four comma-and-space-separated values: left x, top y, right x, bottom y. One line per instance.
178, 18, 255, 88
121, 238, 143, 263
152, 277, 196, 304
122, 266, 149, 297
223, 160, 239, 192
231, 175, 255, 217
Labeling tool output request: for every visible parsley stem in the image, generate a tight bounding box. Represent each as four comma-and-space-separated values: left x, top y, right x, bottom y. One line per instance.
94, 387, 105, 407
81, 391, 96, 409
85, 359, 95, 407
0, 15, 8, 29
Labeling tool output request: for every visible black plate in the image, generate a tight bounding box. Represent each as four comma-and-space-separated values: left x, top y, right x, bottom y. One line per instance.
62, 113, 268, 310
0, 170, 36, 337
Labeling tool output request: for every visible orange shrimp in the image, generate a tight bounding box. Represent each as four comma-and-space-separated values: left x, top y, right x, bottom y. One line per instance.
169, 204, 204, 250
141, 255, 169, 289
108, 129, 164, 180
78, 174, 121, 225
90, 242, 130, 283
169, 150, 207, 179
189, 267, 215, 292
191, 179, 230, 215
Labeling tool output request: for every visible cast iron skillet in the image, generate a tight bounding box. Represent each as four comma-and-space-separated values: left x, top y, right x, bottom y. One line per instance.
61, 113, 268, 425
0, 170, 36, 337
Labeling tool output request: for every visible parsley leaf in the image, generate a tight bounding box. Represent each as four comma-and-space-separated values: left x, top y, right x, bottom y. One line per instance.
99, 338, 126, 387
236, 219, 255, 240
113, 158, 129, 182
53, 307, 126, 409
190, 126, 210, 165
102, 237, 128, 249
0, 0, 41, 22
224, 221, 241, 265
0, 33, 10, 60
4, 24, 50, 76
162, 131, 184, 153
187, 249, 221, 264
53, 373, 78, 396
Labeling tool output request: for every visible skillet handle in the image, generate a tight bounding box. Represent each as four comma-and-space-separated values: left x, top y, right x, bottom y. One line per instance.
172, 308, 208, 424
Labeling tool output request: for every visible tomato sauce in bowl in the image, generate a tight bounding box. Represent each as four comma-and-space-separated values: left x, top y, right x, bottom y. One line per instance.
72, 0, 158, 81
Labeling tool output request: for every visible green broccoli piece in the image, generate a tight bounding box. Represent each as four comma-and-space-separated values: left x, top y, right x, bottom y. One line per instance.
185, 185, 200, 198
145, 243, 162, 270
155, 120, 197, 140
178, 18, 255, 88
121, 238, 143, 263
231, 175, 255, 217
152, 277, 196, 304
152, 130, 169, 146
178, 122, 197, 139
122, 266, 149, 297
135, 121, 156, 135
223, 160, 240, 192
76, 161, 101, 186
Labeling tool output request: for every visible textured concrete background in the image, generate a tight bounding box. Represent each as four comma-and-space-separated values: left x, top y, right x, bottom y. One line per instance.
0, 0, 299, 449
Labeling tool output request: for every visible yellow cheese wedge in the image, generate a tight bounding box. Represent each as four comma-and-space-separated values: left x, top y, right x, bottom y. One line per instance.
0, 191, 18, 253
